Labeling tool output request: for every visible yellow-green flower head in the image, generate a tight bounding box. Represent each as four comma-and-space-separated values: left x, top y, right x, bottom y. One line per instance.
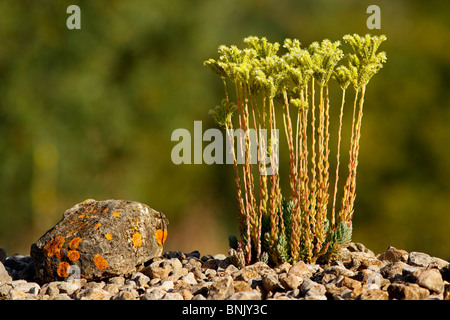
342, 34, 387, 89
333, 65, 352, 90
244, 36, 280, 58
308, 39, 343, 87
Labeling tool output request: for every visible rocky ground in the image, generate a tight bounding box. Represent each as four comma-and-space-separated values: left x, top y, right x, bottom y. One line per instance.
0, 243, 449, 300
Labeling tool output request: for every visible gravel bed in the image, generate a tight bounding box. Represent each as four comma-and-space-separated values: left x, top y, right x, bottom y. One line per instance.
1, 243, 449, 300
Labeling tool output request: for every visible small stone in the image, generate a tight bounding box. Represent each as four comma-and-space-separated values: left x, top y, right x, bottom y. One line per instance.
378, 246, 408, 263
143, 260, 173, 279
349, 251, 384, 270
347, 242, 375, 256
320, 273, 337, 284
185, 250, 200, 259
167, 267, 188, 281
423, 293, 443, 300
305, 264, 322, 275
40, 282, 60, 297
380, 262, 406, 281
14, 282, 40, 295
280, 274, 301, 290
31, 199, 168, 282
261, 271, 280, 292
339, 277, 362, 290
224, 264, 239, 276
433, 257, 449, 269
0, 262, 12, 285
234, 262, 272, 282
412, 268, 444, 293
183, 258, 202, 273
76, 288, 111, 300
115, 290, 138, 300
192, 294, 206, 300
304, 293, 327, 300
164, 251, 184, 260
7, 289, 35, 300
53, 293, 72, 300
227, 290, 262, 300
176, 288, 194, 300
358, 289, 389, 300
272, 292, 293, 300
104, 283, 119, 295
132, 272, 150, 288
401, 264, 423, 278
181, 272, 198, 286
58, 280, 82, 295
160, 280, 174, 292
207, 276, 234, 300
202, 259, 218, 270
191, 281, 212, 296
323, 265, 355, 278
233, 280, 253, 293
0, 284, 12, 298
161, 292, 184, 300
274, 263, 291, 274
387, 282, 429, 300
408, 252, 437, 268
288, 261, 312, 279
83, 280, 106, 290
141, 288, 165, 300
7, 280, 27, 288
444, 283, 450, 300
300, 279, 326, 297
325, 283, 352, 300
108, 276, 125, 285
204, 269, 217, 279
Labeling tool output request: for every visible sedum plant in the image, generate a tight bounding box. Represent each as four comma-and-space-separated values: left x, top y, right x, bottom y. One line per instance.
205, 34, 387, 266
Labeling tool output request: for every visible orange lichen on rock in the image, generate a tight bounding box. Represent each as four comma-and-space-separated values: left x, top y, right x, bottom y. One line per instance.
94, 223, 101, 229
44, 235, 65, 258
93, 253, 108, 270
78, 223, 87, 230
102, 208, 109, 213
69, 237, 82, 249
57, 262, 70, 278
105, 233, 113, 240
155, 229, 168, 245
78, 214, 85, 219
67, 250, 80, 262
112, 211, 120, 217
132, 232, 142, 247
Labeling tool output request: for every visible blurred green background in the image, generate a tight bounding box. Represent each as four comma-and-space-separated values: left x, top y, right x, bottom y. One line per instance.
0, 0, 449, 260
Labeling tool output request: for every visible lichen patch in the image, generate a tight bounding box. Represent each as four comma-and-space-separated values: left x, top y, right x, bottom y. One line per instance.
69, 237, 82, 249
44, 235, 65, 258
132, 232, 142, 247
67, 250, 80, 262
155, 229, 168, 245
57, 262, 70, 278
93, 254, 108, 270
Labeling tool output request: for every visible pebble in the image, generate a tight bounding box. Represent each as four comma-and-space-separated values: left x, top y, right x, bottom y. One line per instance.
1, 242, 449, 300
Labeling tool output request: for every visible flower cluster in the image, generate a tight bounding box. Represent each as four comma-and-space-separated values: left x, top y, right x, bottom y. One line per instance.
205, 34, 387, 266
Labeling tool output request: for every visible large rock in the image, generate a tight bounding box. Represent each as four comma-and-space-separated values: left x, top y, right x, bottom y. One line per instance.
30, 199, 168, 282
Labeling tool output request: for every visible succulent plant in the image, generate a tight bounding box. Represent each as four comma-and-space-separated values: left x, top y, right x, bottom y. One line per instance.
205, 34, 387, 265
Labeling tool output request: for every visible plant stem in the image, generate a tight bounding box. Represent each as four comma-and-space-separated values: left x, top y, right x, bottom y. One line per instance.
331, 88, 346, 229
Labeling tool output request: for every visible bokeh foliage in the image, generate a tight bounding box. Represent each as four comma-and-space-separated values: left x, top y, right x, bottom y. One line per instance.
0, 0, 449, 259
